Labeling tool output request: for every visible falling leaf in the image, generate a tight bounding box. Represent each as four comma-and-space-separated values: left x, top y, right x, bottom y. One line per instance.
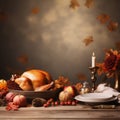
77, 73, 87, 81
31, 7, 40, 14
0, 11, 7, 22
107, 21, 118, 32
83, 36, 93, 46
97, 13, 110, 24
6, 66, 22, 75
115, 41, 120, 50
84, 0, 94, 8
17, 55, 28, 64
70, 0, 80, 9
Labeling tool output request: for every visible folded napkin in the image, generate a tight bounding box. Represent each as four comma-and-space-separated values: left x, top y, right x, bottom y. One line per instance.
95, 83, 120, 103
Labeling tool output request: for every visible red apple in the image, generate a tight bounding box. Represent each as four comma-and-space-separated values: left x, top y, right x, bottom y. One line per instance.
64, 86, 76, 96
13, 95, 27, 107
5, 92, 16, 102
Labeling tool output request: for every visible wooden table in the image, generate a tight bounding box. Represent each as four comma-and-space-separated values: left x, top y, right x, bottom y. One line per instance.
0, 104, 120, 120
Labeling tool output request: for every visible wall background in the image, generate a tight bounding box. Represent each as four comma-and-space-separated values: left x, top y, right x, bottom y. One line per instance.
0, 0, 120, 85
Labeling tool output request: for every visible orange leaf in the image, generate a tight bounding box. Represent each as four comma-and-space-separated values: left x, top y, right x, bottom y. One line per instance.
84, 0, 94, 8
107, 21, 118, 32
17, 55, 29, 64
31, 7, 40, 14
97, 13, 110, 24
0, 11, 7, 22
70, 0, 80, 9
96, 63, 104, 76
6, 66, 22, 75
83, 36, 93, 46
115, 41, 120, 50
74, 83, 82, 92
77, 73, 87, 81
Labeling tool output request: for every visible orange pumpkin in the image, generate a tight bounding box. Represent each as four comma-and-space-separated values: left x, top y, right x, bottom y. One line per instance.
0, 79, 8, 91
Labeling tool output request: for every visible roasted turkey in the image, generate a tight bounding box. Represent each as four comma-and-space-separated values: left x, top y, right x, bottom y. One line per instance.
14, 69, 53, 91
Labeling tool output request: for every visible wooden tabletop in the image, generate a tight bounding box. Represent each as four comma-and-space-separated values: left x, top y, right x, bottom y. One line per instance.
0, 104, 120, 120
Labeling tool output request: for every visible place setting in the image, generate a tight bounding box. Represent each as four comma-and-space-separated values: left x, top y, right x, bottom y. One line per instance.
74, 90, 118, 106
75, 51, 120, 106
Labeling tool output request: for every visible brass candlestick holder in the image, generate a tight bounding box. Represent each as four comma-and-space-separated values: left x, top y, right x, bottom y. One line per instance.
89, 66, 99, 92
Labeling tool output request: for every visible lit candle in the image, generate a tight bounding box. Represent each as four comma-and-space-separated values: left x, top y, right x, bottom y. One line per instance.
92, 52, 96, 67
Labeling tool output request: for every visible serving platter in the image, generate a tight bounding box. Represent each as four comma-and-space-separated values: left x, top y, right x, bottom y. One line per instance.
9, 88, 62, 100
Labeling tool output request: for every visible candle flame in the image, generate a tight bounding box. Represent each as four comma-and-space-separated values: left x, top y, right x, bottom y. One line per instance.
92, 52, 95, 56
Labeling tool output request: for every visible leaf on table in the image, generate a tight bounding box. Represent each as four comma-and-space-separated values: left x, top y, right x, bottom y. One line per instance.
96, 13, 110, 24
69, 0, 80, 9
107, 21, 118, 32
17, 54, 29, 64
77, 73, 87, 81
0, 11, 7, 22
31, 7, 40, 14
83, 36, 93, 46
84, 0, 94, 8
6, 102, 19, 111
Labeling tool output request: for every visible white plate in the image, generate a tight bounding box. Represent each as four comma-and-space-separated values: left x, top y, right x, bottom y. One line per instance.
74, 93, 117, 103
76, 93, 113, 101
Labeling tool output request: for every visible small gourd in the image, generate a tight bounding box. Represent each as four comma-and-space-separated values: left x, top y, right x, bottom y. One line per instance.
32, 98, 46, 107
59, 90, 73, 102
0, 79, 8, 91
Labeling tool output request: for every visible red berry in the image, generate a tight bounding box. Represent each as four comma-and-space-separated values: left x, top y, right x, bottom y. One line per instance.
64, 101, 68, 105
51, 102, 55, 106
43, 104, 48, 107
75, 100, 78, 104
67, 101, 72, 105
46, 101, 50, 105
72, 101, 76, 105
49, 98, 53, 102
60, 101, 64, 105
55, 101, 59, 106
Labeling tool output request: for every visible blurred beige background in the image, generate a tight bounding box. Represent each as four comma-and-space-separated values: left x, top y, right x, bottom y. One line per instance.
0, 0, 120, 85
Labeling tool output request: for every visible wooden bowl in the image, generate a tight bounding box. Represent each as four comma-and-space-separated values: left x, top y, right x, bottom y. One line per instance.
9, 88, 62, 100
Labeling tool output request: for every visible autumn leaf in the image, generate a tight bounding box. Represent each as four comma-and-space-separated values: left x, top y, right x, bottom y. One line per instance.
107, 21, 118, 32
84, 0, 94, 8
83, 36, 93, 46
70, 0, 80, 9
96, 63, 104, 76
97, 13, 110, 24
74, 83, 82, 92
77, 73, 87, 81
31, 7, 40, 14
115, 41, 120, 50
0, 11, 7, 22
6, 66, 22, 75
17, 55, 29, 64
